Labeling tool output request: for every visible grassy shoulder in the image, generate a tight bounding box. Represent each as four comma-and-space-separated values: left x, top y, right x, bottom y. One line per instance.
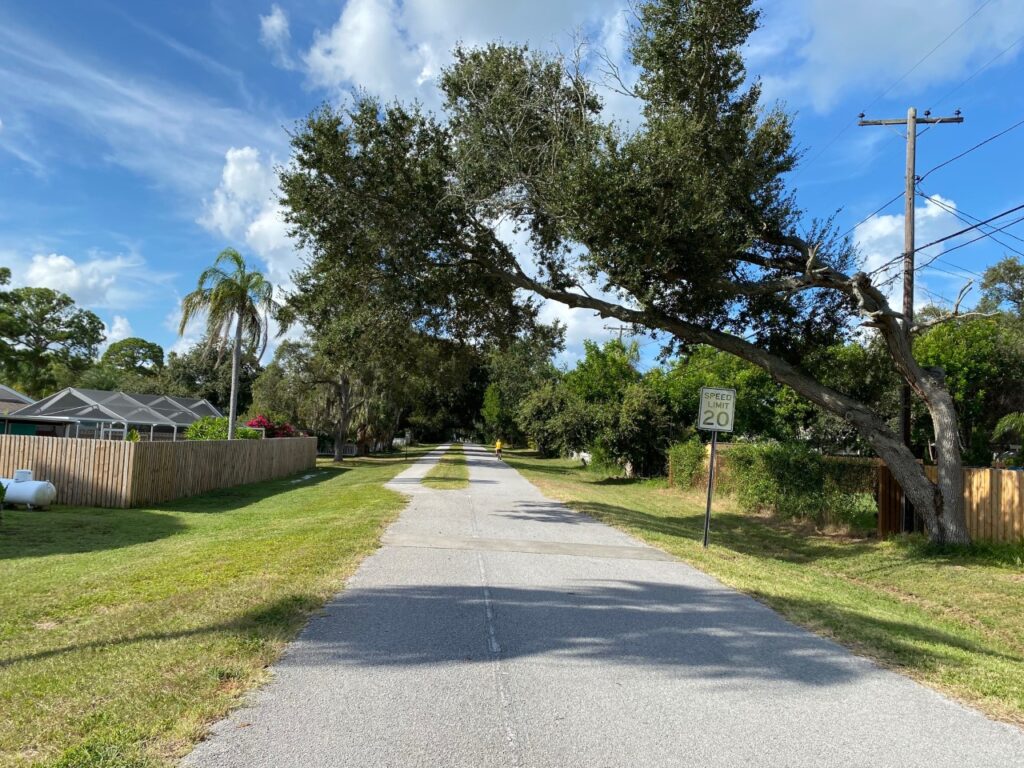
0, 448, 433, 768
421, 444, 469, 490
505, 450, 1024, 726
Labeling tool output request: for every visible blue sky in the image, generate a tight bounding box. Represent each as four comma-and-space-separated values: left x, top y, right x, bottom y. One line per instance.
1, 0, 1022, 367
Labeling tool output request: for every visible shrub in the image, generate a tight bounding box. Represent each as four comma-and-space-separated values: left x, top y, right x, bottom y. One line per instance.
724, 441, 876, 531
603, 383, 671, 477
668, 437, 706, 488
184, 416, 261, 441
246, 414, 299, 438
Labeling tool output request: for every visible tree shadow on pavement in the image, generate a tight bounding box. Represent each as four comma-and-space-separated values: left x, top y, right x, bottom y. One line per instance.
282, 579, 1021, 686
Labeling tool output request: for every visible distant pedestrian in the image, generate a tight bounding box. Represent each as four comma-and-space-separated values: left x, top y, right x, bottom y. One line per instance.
495, 439, 503, 460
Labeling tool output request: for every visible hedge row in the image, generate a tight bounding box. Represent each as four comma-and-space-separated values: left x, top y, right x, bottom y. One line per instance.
667, 439, 877, 530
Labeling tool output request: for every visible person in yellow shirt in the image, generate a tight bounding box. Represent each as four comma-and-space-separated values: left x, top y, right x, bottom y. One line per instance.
494, 439, 503, 459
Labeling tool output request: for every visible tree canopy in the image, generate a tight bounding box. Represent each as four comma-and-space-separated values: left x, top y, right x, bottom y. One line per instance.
280, 0, 977, 542
0, 279, 105, 397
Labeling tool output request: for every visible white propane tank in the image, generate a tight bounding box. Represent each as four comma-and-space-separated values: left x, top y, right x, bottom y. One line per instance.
1, 469, 57, 509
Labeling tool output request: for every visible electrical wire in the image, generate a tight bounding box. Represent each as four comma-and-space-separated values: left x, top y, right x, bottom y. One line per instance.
802, 0, 995, 171
914, 201, 1024, 251
916, 189, 1024, 259
927, 31, 1024, 112
840, 191, 905, 239
918, 212, 1024, 271
918, 115, 1024, 182
868, 0, 996, 109
920, 261, 982, 280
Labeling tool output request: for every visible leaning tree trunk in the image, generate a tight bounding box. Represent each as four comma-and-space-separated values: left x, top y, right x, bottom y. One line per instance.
503, 260, 974, 545
227, 320, 243, 440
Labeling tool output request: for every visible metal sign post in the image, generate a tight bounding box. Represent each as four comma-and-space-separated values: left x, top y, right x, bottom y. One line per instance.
698, 387, 736, 549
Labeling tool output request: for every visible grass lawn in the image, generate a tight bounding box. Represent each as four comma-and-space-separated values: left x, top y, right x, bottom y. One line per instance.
0, 448, 433, 768
421, 443, 469, 490
505, 450, 1024, 727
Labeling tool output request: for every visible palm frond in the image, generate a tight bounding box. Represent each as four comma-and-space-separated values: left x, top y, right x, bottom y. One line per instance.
994, 412, 1024, 442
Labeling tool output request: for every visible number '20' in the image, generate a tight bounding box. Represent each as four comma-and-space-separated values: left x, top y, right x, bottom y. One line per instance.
702, 410, 731, 427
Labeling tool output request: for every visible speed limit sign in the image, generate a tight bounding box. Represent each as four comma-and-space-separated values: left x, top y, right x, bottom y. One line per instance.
698, 387, 736, 432
697, 386, 736, 549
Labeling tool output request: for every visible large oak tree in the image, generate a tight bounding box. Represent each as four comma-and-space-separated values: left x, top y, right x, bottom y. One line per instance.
282, 0, 974, 544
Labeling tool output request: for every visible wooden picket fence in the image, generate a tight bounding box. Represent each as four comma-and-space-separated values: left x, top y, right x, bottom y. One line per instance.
0, 435, 317, 508
878, 464, 1024, 543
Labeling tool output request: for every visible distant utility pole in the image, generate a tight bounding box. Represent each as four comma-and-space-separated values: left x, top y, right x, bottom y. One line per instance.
858, 106, 963, 531
603, 324, 633, 342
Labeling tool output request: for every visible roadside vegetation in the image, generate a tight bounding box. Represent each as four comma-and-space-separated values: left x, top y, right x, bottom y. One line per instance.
421, 444, 470, 490
0, 450, 431, 768
506, 451, 1024, 726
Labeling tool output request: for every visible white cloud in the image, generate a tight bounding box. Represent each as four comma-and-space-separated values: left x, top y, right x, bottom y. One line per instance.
104, 315, 133, 345
301, 0, 625, 111
12, 251, 171, 311
260, 4, 296, 69
304, 0, 428, 101
25, 253, 116, 305
756, 0, 1024, 112
199, 146, 303, 290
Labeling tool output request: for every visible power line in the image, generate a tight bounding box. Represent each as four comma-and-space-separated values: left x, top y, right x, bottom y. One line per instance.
915, 201, 1024, 251
918, 283, 959, 307
917, 212, 1024, 275
840, 191, 905, 239
928, 31, 1024, 112
920, 260, 983, 280
931, 213, 1024, 259
868, 0, 995, 109
918, 115, 1024, 182
916, 189, 1024, 259
803, 0, 994, 171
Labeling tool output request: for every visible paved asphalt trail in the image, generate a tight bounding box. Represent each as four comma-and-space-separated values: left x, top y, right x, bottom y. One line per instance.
185, 445, 1024, 767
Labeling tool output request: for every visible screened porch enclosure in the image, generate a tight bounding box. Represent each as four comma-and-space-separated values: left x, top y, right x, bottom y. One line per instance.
8, 388, 222, 440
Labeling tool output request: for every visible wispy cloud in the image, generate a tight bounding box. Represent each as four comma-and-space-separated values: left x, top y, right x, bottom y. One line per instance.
0, 20, 285, 192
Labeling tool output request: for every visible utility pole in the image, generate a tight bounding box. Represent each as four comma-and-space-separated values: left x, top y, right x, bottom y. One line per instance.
859, 107, 963, 531
603, 324, 633, 342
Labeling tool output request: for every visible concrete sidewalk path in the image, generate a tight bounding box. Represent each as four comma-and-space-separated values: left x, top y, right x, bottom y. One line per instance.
184, 444, 1024, 767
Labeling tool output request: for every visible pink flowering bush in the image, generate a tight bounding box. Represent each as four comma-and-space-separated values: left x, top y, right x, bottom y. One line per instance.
246, 414, 300, 438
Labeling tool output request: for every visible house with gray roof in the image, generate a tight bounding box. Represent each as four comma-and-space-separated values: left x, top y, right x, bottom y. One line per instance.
0, 384, 33, 415
3, 388, 222, 440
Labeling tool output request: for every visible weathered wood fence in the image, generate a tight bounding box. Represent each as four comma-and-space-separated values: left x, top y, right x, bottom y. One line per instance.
0, 435, 317, 508
878, 464, 1024, 543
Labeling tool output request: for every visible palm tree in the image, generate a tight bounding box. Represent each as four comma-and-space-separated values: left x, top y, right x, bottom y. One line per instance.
179, 248, 277, 439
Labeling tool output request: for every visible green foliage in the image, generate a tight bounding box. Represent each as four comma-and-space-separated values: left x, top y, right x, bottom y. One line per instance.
101, 337, 164, 373
724, 442, 876, 530
979, 255, 1024, 315
602, 382, 671, 476
160, 342, 259, 413
0, 285, 105, 396
914, 316, 1024, 464
481, 325, 564, 444
564, 340, 641, 403
126, 428, 141, 443
179, 248, 277, 437
667, 436, 705, 488
518, 379, 595, 458
184, 416, 260, 441
481, 382, 514, 442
